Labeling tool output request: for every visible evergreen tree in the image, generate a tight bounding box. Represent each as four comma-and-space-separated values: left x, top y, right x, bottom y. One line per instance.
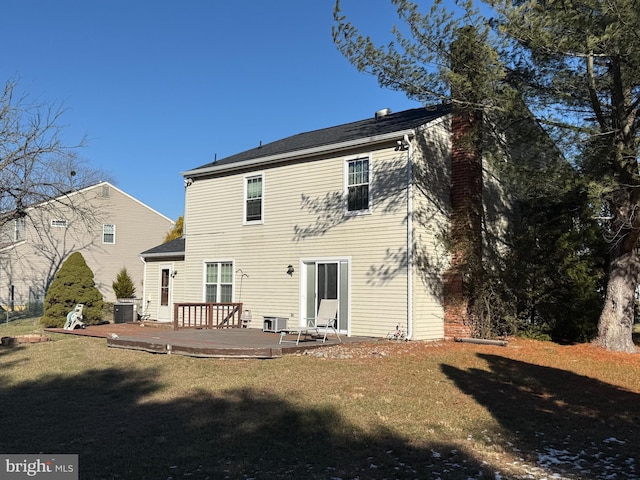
112, 267, 136, 299
333, 0, 640, 351
41, 252, 104, 327
502, 168, 607, 341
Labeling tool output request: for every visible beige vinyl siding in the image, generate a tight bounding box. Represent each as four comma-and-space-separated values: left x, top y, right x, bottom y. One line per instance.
185, 144, 412, 337
482, 150, 513, 262
0, 183, 174, 309
143, 261, 163, 320
410, 117, 451, 340
143, 261, 160, 318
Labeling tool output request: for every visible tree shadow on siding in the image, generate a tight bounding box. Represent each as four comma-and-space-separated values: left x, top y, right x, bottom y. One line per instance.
0, 365, 501, 479
292, 152, 412, 241
441, 353, 640, 479
292, 132, 452, 298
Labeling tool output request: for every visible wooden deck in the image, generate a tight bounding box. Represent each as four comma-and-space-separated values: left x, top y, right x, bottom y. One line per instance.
45, 322, 367, 359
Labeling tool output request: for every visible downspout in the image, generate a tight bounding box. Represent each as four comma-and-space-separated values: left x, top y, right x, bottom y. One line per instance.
405, 133, 414, 340
140, 254, 147, 318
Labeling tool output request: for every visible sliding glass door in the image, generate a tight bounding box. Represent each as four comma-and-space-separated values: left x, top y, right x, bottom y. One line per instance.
303, 260, 349, 332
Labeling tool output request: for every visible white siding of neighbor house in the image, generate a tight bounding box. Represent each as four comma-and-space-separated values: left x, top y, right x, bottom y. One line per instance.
0, 182, 174, 308
183, 120, 452, 339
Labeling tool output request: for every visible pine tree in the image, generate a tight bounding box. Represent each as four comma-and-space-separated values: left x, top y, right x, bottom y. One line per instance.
41, 252, 104, 327
112, 267, 136, 299
333, 0, 640, 351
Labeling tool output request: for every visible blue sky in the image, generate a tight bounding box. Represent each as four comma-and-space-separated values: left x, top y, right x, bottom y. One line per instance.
1, 1, 421, 221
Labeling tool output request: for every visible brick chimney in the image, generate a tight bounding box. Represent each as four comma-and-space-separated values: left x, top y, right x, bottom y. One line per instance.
443, 27, 485, 339
443, 111, 483, 338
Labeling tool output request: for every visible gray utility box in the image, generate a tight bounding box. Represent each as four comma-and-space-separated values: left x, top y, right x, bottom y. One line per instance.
114, 303, 135, 324
262, 316, 287, 333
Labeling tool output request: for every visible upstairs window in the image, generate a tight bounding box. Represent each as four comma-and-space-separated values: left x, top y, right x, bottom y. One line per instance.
103, 224, 115, 244
14, 218, 26, 241
244, 174, 263, 223
346, 157, 370, 213
204, 262, 234, 303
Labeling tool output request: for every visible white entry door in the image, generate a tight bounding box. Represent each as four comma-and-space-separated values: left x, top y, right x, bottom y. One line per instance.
157, 265, 172, 321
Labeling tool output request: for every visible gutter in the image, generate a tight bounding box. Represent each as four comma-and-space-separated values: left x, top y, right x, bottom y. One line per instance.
181, 129, 418, 178
140, 255, 147, 315
139, 251, 185, 260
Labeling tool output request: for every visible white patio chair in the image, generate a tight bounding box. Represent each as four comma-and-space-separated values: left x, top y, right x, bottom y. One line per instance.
312, 299, 341, 343
279, 299, 341, 345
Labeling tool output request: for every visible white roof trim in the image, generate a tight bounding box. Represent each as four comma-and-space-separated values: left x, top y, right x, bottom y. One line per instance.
0, 240, 26, 253
23, 181, 175, 224
182, 129, 417, 178
140, 251, 185, 259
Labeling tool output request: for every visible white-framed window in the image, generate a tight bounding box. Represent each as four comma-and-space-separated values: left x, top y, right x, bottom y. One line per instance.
103, 224, 116, 244
14, 218, 26, 241
244, 174, 263, 224
345, 156, 371, 213
204, 261, 234, 303
51, 219, 68, 228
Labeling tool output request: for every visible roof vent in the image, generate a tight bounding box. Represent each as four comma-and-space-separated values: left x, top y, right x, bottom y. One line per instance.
375, 108, 392, 120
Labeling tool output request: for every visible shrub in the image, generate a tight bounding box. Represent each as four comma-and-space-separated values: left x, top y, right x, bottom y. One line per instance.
41, 252, 104, 327
112, 267, 136, 299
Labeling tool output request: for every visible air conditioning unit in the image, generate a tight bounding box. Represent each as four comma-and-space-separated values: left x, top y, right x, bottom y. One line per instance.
114, 303, 135, 323
262, 316, 287, 333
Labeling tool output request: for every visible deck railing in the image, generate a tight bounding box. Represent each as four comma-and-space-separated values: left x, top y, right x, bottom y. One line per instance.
173, 302, 244, 330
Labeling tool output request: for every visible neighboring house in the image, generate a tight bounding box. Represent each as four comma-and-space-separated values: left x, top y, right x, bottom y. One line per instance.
142, 106, 512, 339
0, 181, 174, 309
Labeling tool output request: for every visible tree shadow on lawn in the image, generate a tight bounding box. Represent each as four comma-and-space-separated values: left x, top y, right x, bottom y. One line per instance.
442, 354, 640, 479
0, 365, 497, 480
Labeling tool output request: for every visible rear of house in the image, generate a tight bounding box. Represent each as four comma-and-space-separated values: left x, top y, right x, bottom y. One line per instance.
173, 107, 454, 339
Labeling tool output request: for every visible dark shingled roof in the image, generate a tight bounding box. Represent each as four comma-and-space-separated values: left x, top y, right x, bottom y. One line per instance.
188, 105, 450, 172
140, 237, 185, 257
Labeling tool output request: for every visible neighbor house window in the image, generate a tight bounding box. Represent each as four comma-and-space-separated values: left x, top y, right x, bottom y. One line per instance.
103, 224, 115, 244
346, 157, 370, 213
14, 218, 26, 241
51, 219, 68, 228
204, 262, 233, 303
244, 174, 263, 223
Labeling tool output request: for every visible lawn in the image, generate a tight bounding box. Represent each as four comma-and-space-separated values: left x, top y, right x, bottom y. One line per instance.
0, 318, 639, 479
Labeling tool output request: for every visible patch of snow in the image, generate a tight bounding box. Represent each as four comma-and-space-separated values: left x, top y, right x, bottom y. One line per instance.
603, 437, 626, 445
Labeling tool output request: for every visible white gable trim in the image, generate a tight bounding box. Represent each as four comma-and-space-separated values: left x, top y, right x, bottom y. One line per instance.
21, 181, 174, 225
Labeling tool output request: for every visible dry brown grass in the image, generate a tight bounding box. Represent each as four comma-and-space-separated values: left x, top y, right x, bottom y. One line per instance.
0, 319, 638, 479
